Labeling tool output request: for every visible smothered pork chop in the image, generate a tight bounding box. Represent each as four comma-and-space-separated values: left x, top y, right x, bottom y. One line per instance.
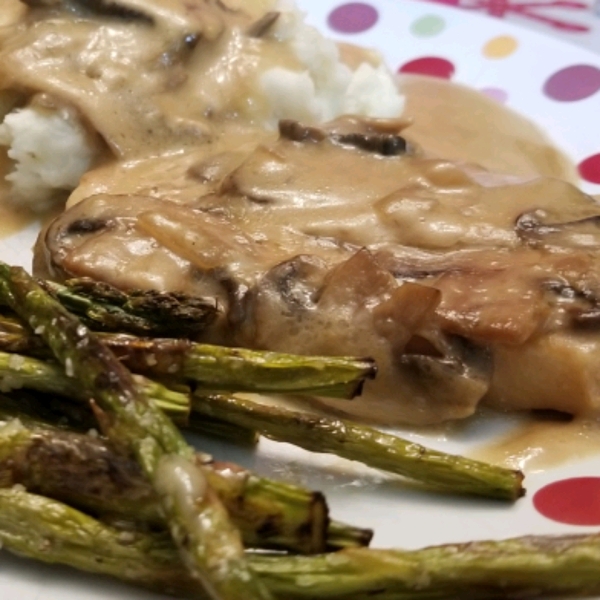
35, 115, 600, 425
2, 0, 600, 425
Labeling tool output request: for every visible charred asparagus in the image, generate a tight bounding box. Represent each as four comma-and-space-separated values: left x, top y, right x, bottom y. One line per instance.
0, 263, 271, 600
0, 348, 523, 500
106, 333, 376, 398
0, 314, 376, 398
0, 349, 190, 423
0, 415, 367, 553
193, 393, 525, 500
42, 277, 219, 338
3, 487, 600, 599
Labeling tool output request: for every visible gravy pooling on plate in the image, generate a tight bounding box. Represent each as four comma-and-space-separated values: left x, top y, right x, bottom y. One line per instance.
3, 0, 600, 432
399, 75, 577, 183
473, 413, 600, 471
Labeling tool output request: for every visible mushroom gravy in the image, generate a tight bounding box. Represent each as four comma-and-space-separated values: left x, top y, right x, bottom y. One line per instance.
3, 1, 600, 437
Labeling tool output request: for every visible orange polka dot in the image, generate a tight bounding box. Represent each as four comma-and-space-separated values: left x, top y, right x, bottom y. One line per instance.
483, 35, 518, 59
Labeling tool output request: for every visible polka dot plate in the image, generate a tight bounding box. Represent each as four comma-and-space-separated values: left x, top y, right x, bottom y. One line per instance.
306, 0, 600, 192
1, 1, 600, 600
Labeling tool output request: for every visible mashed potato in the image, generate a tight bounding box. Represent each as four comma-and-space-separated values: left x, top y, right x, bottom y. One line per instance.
0, 103, 99, 210
0, 0, 404, 211
259, 3, 404, 125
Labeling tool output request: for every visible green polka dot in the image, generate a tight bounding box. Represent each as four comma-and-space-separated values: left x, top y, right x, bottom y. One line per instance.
410, 15, 445, 37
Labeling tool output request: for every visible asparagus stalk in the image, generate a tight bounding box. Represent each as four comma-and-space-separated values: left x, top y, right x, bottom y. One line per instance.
107, 333, 376, 399
192, 394, 525, 501
0, 314, 376, 399
252, 538, 600, 599
0, 388, 100, 432
325, 519, 375, 551
0, 344, 523, 499
0, 348, 254, 442
41, 277, 218, 338
0, 417, 162, 524
0, 415, 364, 554
0, 487, 204, 598
0, 349, 190, 424
0, 311, 47, 356
0, 263, 271, 600
0, 347, 256, 444
0, 345, 523, 500
3, 487, 600, 599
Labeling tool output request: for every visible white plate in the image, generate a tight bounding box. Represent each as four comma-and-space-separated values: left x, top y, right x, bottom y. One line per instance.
2, 0, 600, 598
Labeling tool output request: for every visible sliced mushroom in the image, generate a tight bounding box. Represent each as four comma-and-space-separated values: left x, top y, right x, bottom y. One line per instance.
239, 249, 490, 425
21, 0, 154, 22
516, 209, 600, 248
542, 278, 600, 331
398, 338, 491, 422
34, 194, 230, 321
279, 117, 409, 157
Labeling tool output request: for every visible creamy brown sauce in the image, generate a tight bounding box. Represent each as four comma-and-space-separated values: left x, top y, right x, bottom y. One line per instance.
4, 2, 600, 440
2, 74, 580, 244
39, 120, 600, 426
0, 0, 25, 27
67, 76, 578, 209
473, 414, 600, 471
399, 75, 577, 182
0, 198, 36, 239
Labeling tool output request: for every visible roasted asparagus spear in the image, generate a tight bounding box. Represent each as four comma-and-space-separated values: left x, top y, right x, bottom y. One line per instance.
252, 536, 600, 599
0, 348, 523, 500
193, 393, 525, 501
0, 414, 368, 553
0, 349, 190, 423
0, 487, 202, 598
107, 333, 376, 398
0, 314, 376, 398
3, 487, 600, 599
41, 277, 219, 338
0, 347, 256, 443
0, 263, 271, 600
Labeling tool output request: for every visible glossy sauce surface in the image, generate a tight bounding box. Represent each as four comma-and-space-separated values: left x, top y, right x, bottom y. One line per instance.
473, 415, 600, 471
399, 75, 577, 182
64, 67, 600, 454
4, 4, 600, 458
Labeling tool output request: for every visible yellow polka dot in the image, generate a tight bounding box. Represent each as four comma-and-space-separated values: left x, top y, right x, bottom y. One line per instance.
483, 35, 519, 59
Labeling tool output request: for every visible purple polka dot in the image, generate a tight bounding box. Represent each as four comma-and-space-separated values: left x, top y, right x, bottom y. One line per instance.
543, 64, 600, 102
328, 3, 379, 34
480, 87, 508, 103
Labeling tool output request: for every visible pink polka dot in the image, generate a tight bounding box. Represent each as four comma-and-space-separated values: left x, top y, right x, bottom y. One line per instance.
579, 153, 600, 184
328, 3, 379, 34
480, 87, 508, 103
543, 65, 600, 102
533, 477, 600, 525
398, 57, 455, 79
